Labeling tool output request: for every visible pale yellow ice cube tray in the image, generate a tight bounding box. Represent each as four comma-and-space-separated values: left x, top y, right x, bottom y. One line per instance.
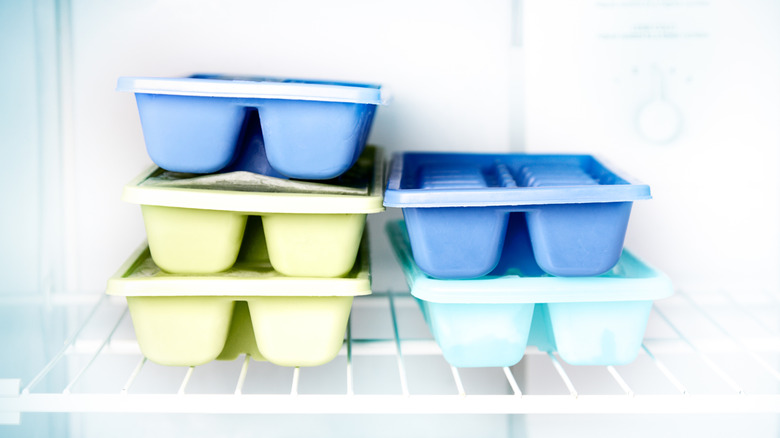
122, 146, 384, 277
106, 232, 371, 367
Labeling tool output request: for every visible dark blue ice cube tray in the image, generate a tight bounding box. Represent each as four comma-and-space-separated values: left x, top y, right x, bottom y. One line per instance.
383, 152, 651, 279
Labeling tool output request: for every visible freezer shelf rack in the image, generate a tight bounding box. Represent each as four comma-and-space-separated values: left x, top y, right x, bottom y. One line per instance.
2, 288, 780, 423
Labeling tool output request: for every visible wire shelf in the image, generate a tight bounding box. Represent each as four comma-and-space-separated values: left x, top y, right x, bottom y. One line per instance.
1, 288, 779, 423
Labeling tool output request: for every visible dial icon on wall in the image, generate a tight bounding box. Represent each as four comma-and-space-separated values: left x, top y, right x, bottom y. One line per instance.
635, 65, 684, 145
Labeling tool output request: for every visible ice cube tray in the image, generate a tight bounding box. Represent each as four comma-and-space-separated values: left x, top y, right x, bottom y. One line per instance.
116, 75, 389, 179
387, 220, 673, 367
106, 235, 371, 368
383, 152, 651, 278
122, 146, 384, 277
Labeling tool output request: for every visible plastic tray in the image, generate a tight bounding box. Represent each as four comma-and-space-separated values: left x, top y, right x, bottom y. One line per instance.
106, 236, 371, 367
383, 152, 651, 278
387, 220, 673, 367
122, 146, 384, 277
117, 75, 389, 179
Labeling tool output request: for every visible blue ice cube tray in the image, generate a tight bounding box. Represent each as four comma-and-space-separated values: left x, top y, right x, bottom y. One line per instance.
117, 75, 389, 179
387, 220, 673, 367
383, 152, 651, 278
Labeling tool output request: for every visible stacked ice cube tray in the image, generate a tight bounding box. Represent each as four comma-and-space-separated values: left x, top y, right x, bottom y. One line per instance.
116, 74, 389, 179
110, 75, 387, 367
107, 237, 372, 368
383, 152, 674, 367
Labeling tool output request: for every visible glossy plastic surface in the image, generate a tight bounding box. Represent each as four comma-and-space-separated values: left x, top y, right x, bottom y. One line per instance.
122, 147, 384, 277
107, 239, 371, 367
387, 220, 673, 367
117, 75, 388, 179
384, 152, 651, 278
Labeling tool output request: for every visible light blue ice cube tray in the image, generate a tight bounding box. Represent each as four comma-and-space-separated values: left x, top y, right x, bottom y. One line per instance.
383, 152, 651, 278
117, 75, 389, 179
387, 220, 673, 367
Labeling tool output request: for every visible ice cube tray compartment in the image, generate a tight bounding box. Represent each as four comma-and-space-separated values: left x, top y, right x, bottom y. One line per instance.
126, 295, 354, 367
117, 75, 388, 179
141, 208, 366, 277
387, 220, 674, 367
107, 239, 371, 368
122, 147, 384, 277
384, 152, 651, 278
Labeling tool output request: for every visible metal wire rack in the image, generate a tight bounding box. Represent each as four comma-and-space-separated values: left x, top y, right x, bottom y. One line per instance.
1, 288, 779, 424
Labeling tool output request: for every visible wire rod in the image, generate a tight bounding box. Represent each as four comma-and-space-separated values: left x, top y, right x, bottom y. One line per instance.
547, 352, 577, 397
606, 366, 634, 397
346, 316, 354, 396
653, 305, 744, 394
290, 367, 300, 396
121, 357, 147, 395
450, 366, 466, 397
503, 367, 523, 396
234, 355, 251, 395
387, 292, 410, 397
177, 367, 194, 395
641, 343, 688, 395
63, 306, 128, 394
719, 291, 778, 336
680, 291, 780, 383
23, 295, 108, 394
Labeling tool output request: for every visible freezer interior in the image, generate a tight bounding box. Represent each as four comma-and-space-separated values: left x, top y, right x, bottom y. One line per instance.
1, 1, 779, 437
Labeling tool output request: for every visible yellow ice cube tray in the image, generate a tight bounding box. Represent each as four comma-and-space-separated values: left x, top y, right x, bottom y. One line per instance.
106, 232, 371, 367
122, 146, 384, 277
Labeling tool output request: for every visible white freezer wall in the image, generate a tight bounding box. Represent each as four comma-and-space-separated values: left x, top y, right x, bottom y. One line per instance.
65, 0, 520, 294
523, 0, 780, 293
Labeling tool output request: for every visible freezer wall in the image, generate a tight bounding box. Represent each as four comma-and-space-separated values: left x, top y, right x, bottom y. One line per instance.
524, 0, 780, 293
